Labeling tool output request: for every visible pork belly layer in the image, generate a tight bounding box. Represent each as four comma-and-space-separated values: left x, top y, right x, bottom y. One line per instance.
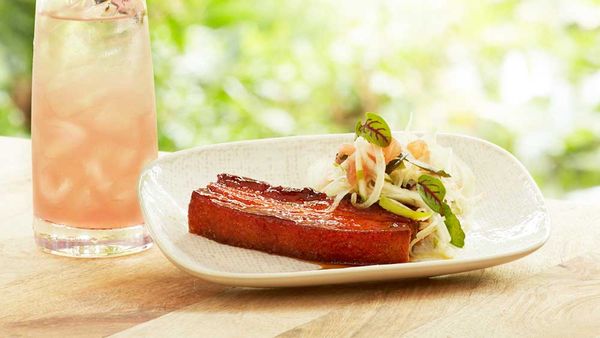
188, 174, 417, 265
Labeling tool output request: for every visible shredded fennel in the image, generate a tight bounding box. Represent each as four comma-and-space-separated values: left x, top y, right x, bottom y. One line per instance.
354, 146, 385, 208
311, 131, 475, 261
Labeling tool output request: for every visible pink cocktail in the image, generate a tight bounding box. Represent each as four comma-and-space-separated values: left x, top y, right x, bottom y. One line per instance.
31, 0, 157, 257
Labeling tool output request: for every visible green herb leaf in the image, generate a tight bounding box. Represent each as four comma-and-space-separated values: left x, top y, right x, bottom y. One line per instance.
417, 174, 446, 213
417, 174, 465, 248
442, 203, 465, 248
355, 112, 392, 147
405, 157, 451, 177
354, 120, 362, 140
385, 153, 408, 174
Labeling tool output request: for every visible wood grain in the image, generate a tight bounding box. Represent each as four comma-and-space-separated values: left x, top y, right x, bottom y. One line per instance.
1, 137, 600, 337
0, 137, 225, 337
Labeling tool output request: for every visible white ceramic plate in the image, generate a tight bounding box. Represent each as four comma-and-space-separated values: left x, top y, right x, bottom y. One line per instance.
138, 133, 550, 287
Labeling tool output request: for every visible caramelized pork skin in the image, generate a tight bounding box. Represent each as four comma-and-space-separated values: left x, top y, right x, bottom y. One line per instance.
188, 174, 417, 265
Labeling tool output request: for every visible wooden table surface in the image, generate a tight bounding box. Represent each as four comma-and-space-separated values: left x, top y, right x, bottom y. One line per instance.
1, 136, 600, 337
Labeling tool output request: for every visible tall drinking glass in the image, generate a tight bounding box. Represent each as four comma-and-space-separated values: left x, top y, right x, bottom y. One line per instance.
31, 0, 157, 257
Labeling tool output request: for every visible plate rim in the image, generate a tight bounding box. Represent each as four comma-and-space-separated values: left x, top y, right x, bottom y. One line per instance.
138, 132, 551, 286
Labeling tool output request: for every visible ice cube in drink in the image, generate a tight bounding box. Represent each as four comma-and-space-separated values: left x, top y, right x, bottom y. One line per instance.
31, 0, 157, 235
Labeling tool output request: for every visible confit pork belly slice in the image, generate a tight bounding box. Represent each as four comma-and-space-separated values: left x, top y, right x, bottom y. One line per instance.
188, 174, 418, 265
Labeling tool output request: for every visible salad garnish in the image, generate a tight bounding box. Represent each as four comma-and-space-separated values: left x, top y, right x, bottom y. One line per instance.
417, 175, 465, 247
314, 112, 475, 259
355, 112, 392, 147
405, 157, 451, 178
385, 153, 408, 174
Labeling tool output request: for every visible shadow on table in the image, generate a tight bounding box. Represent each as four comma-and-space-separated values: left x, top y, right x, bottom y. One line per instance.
192, 268, 508, 313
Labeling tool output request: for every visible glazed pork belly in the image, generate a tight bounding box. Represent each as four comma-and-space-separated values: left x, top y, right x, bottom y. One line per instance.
188, 174, 417, 265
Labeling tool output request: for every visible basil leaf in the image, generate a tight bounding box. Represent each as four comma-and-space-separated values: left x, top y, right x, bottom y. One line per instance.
385, 153, 408, 174
405, 157, 451, 177
417, 174, 446, 214
355, 112, 392, 147
442, 203, 465, 248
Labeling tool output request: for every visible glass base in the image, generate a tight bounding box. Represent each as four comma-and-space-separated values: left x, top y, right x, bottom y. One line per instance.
33, 217, 152, 258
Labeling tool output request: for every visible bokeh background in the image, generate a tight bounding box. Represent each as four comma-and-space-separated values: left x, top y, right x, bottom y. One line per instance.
1, 0, 599, 198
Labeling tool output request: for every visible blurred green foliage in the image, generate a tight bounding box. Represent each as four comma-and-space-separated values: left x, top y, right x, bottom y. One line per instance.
1, 0, 600, 197
0, 0, 34, 136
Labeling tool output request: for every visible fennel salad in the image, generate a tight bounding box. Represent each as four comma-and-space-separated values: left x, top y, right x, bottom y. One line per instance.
313, 113, 476, 260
